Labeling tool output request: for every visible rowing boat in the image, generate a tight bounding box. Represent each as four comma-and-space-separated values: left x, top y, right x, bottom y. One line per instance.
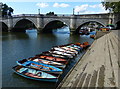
37, 55, 68, 64
18, 59, 66, 69
49, 50, 74, 58
12, 65, 59, 82
16, 60, 63, 74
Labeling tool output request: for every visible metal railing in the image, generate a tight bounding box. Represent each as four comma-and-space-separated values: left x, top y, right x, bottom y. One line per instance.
13, 14, 39, 17
1, 13, 109, 20
12, 14, 72, 17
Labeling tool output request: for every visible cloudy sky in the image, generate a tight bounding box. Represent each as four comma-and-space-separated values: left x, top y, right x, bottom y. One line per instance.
1, 0, 109, 15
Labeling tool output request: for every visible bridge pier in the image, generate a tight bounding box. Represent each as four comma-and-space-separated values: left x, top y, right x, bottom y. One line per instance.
70, 15, 77, 34
70, 28, 76, 34
7, 17, 13, 32
37, 27, 44, 33
37, 15, 44, 33
8, 27, 13, 32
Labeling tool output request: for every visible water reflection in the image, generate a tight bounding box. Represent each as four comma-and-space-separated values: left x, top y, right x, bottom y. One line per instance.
52, 26, 70, 34
2, 32, 29, 41
26, 29, 37, 39
12, 73, 56, 88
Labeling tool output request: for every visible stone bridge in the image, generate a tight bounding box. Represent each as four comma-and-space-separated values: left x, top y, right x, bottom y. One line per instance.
0, 13, 120, 33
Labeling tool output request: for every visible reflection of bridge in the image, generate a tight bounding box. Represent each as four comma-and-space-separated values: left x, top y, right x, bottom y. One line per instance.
1, 13, 120, 34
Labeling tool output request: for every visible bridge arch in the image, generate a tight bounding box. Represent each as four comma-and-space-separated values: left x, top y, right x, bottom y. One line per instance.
76, 20, 105, 33
43, 17, 70, 28
12, 19, 37, 32
1, 22, 8, 32
13, 18, 37, 28
42, 20, 69, 32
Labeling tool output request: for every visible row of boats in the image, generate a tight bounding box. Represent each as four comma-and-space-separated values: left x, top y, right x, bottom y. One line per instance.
12, 42, 90, 82
80, 31, 96, 39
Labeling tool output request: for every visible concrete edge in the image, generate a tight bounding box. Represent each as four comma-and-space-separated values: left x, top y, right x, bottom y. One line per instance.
56, 39, 97, 89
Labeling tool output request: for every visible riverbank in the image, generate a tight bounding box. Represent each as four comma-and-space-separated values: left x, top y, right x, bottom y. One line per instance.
57, 31, 119, 88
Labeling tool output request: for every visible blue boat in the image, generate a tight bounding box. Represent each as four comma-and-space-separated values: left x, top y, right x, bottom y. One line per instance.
12, 65, 59, 82
16, 60, 63, 74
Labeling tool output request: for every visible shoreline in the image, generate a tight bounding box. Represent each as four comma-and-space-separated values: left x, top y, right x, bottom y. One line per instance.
57, 31, 119, 88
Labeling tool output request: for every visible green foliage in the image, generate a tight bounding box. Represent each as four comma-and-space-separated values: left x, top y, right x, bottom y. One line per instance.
46, 12, 57, 16
102, 1, 120, 13
0, 3, 14, 17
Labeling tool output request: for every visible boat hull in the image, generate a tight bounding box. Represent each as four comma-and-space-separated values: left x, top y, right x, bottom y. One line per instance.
16, 61, 63, 74
36, 55, 68, 64
30, 58, 66, 69
12, 66, 58, 82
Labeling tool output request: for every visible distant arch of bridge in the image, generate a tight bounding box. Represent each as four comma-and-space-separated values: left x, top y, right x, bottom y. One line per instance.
13, 18, 37, 28
1, 22, 8, 32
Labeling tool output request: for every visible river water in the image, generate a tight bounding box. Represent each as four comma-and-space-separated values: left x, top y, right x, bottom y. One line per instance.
2, 27, 94, 89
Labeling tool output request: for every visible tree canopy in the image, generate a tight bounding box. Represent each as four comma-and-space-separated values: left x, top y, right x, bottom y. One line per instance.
102, 1, 120, 13
46, 12, 57, 16
0, 3, 14, 17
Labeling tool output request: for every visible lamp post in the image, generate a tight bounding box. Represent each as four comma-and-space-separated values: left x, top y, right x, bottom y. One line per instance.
38, 9, 40, 15
109, 8, 113, 24
73, 8, 74, 15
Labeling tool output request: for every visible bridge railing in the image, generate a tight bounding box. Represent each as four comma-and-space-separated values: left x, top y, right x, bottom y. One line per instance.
13, 14, 39, 17
12, 14, 72, 17
0, 14, 72, 20
1, 13, 110, 20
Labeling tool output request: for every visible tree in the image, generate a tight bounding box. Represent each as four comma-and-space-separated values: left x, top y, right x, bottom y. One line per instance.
102, 1, 120, 13
0, 3, 14, 17
8, 7, 14, 16
46, 12, 57, 16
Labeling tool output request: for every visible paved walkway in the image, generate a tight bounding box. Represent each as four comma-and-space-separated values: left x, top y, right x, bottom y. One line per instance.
112, 30, 120, 36
57, 32, 120, 89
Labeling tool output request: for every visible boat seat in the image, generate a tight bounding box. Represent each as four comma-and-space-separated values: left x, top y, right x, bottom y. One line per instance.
28, 69, 37, 74
30, 63, 38, 68
36, 71, 42, 76
24, 61, 31, 66
19, 68, 28, 73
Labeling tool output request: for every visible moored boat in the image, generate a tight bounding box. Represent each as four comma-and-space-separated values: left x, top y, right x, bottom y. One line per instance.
67, 44, 83, 51
52, 47, 77, 55
90, 35, 95, 39
41, 51, 70, 59
18, 58, 66, 69
12, 42, 91, 82
16, 60, 63, 74
75, 42, 90, 49
35, 55, 68, 64
65, 46, 81, 52
49, 50, 74, 58
82, 42, 90, 48
12, 65, 59, 82
60, 46, 78, 54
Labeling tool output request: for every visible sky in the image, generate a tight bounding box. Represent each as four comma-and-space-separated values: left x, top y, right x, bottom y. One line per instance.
1, 0, 110, 15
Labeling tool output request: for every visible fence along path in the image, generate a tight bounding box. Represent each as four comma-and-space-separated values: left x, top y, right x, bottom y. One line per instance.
57, 32, 119, 89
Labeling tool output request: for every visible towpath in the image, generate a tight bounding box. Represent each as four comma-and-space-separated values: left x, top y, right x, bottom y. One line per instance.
57, 31, 120, 89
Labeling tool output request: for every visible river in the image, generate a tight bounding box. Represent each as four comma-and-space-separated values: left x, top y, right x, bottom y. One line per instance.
2, 27, 94, 89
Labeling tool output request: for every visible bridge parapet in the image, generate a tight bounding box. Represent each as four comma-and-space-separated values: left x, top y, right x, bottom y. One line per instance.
12, 14, 72, 18
0, 13, 110, 20
75, 13, 109, 19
